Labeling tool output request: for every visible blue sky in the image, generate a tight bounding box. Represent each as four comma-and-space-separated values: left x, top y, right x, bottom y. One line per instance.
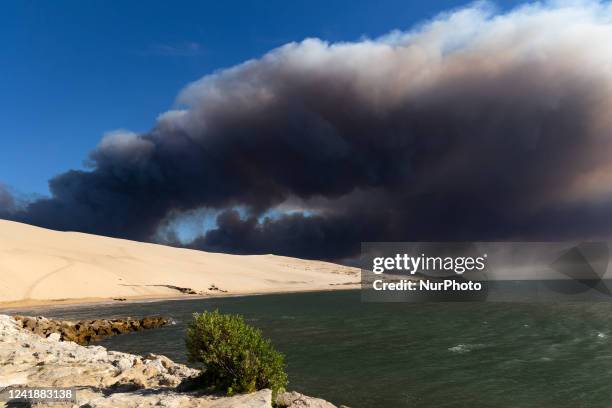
0, 0, 522, 197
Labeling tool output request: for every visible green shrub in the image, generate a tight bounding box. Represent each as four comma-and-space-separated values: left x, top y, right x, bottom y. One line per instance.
185, 310, 288, 396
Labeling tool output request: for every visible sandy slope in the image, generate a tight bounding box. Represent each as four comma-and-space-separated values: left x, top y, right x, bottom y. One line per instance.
0, 220, 359, 307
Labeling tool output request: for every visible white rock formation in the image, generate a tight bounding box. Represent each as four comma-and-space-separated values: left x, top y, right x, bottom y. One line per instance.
0, 315, 342, 408
276, 391, 338, 408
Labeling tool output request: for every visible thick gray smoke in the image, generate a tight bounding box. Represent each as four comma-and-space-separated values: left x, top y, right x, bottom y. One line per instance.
4, 1, 612, 260
0, 185, 15, 216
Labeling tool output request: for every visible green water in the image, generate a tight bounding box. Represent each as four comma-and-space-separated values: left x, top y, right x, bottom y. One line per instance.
12, 290, 612, 407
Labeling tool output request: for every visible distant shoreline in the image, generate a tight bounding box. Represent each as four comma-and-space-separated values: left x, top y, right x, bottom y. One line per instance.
0, 285, 360, 313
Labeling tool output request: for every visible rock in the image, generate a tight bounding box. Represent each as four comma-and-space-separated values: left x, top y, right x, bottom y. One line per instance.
76, 389, 272, 407
0, 314, 198, 392
12, 315, 169, 345
116, 357, 133, 372
276, 391, 337, 408
0, 314, 342, 408
141, 316, 167, 330
209, 389, 272, 407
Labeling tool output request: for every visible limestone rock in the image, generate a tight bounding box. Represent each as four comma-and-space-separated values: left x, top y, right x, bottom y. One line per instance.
0, 314, 341, 408
75, 389, 272, 408
47, 332, 61, 342
276, 391, 338, 408
0, 314, 197, 393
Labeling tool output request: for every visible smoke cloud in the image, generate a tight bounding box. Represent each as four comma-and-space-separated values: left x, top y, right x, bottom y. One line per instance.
0, 185, 15, 217
5, 1, 612, 260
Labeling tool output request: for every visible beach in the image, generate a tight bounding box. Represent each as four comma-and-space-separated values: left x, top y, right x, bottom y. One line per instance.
0, 220, 359, 309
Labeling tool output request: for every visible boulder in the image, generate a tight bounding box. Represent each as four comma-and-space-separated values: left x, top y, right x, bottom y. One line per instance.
276, 391, 338, 408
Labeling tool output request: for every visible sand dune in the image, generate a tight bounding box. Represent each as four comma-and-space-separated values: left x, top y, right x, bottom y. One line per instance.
0, 220, 359, 308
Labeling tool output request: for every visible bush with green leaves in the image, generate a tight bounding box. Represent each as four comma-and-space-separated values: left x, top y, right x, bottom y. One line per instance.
185, 310, 288, 396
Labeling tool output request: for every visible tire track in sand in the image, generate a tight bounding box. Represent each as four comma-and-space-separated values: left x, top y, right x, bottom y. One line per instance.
22, 258, 74, 299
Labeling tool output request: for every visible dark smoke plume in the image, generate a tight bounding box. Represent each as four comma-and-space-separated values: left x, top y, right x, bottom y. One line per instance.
0, 185, 15, 217
4, 2, 612, 260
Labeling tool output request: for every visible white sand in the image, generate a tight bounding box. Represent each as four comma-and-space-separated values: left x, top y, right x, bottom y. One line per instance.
0, 220, 359, 307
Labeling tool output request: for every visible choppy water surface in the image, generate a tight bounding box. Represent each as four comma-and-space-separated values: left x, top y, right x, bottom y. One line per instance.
14, 291, 612, 407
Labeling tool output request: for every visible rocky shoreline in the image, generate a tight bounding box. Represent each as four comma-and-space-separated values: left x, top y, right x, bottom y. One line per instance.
12, 315, 169, 345
0, 314, 343, 407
